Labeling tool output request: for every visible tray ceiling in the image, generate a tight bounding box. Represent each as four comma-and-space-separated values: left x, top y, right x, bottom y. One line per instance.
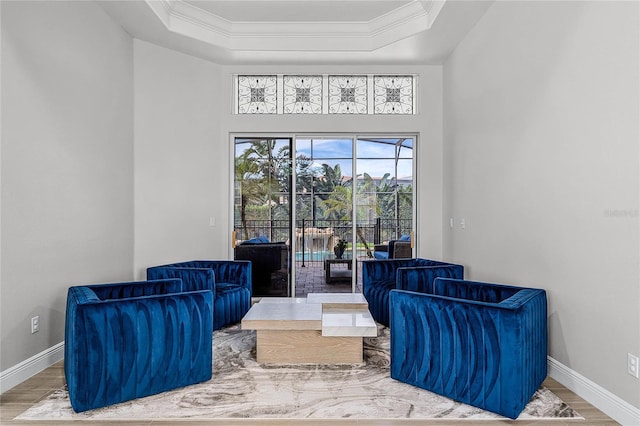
187, 1, 412, 22
97, 0, 494, 64
146, 0, 442, 52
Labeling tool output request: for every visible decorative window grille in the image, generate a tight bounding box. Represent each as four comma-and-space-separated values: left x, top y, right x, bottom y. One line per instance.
237, 75, 277, 114
328, 75, 368, 114
235, 74, 415, 115
283, 75, 323, 114
373, 75, 413, 114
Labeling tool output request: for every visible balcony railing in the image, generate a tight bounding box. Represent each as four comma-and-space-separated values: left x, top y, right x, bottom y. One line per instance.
234, 218, 412, 263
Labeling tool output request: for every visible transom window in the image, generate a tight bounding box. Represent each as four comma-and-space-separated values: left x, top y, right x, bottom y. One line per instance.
235, 75, 415, 115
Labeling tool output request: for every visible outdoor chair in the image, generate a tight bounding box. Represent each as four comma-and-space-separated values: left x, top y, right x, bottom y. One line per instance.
389, 278, 547, 419
64, 279, 213, 412
362, 258, 464, 326
234, 239, 289, 297
147, 260, 251, 330
373, 234, 412, 259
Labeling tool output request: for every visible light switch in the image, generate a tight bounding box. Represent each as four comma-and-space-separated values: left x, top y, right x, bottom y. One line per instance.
460, 218, 466, 229
209, 217, 216, 227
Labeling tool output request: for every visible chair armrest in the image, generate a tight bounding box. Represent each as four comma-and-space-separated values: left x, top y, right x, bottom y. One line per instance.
396, 264, 463, 293
433, 278, 542, 304
374, 244, 388, 252
147, 267, 215, 292
86, 279, 183, 300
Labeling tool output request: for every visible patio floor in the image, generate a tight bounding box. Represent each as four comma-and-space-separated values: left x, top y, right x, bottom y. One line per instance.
293, 259, 364, 297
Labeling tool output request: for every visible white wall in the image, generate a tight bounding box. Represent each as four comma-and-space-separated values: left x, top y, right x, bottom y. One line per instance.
133, 54, 446, 275
0, 1, 134, 370
444, 0, 639, 409
133, 40, 225, 277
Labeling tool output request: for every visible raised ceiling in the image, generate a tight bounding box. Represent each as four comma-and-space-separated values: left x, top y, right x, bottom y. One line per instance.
146, 0, 443, 53
188, 1, 412, 22
98, 0, 493, 65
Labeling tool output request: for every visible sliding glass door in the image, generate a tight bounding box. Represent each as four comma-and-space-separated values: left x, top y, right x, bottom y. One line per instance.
356, 137, 414, 245
294, 138, 355, 294
233, 135, 414, 298
233, 138, 292, 297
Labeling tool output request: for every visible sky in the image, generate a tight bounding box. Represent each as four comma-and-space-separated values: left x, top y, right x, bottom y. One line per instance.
297, 138, 413, 179
236, 137, 414, 180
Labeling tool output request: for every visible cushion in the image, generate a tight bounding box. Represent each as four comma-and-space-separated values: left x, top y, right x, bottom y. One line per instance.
242, 235, 270, 244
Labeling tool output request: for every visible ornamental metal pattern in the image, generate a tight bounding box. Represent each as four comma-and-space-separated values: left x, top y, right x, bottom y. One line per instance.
235, 75, 415, 114
374, 75, 413, 114
283, 75, 322, 114
238, 75, 277, 114
328, 75, 367, 114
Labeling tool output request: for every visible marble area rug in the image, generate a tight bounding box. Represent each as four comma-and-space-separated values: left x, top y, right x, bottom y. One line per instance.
17, 324, 582, 421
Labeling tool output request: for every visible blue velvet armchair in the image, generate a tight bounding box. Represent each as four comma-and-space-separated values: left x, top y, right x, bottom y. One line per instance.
147, 260, 251, 330
362, 258, 464, 326
389, 278, 548, 419
64, 279, 213, 413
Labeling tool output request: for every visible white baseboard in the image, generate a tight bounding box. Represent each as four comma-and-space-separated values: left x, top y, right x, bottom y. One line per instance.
0, 342, 64, 394
548, 356, 640, 426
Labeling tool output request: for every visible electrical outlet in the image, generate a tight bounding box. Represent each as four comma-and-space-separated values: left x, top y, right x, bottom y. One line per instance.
629, 353, 639, 378
31, 316, 40, 334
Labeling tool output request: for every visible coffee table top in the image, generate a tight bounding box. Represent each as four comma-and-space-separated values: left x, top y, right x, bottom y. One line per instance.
242, 299, 322, 330
241, 293, 376, 337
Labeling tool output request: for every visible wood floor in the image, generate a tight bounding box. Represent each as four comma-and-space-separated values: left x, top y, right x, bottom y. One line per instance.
0, 360, 619, 425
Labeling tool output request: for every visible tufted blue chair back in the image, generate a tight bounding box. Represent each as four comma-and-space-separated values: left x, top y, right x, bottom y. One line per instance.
147, 260, 251, 330
389, 278, 547, 419
362, 258, 464, 326
65, 279, 213, 413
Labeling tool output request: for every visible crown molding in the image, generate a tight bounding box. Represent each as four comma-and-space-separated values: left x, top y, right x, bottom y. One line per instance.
145, 0, 445, 52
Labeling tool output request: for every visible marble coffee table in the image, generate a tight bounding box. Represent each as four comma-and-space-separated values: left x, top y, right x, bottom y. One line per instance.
241, 293, 377, 364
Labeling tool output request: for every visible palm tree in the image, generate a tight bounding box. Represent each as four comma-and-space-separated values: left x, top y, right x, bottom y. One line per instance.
315, 164, 345, 195
234, 140, 283, 240
365, 172, 412, 239
319, 172, 379, 257
321, 185, 352, 221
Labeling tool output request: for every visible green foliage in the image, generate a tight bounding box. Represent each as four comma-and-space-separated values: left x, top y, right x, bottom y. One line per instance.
320, 185, 352, 221
235, 139, 288, 239
334, 238, 348, 251
235, 140, 413, 239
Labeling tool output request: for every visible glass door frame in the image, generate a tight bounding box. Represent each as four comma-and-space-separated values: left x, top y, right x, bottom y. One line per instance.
230, 132, 418, 296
